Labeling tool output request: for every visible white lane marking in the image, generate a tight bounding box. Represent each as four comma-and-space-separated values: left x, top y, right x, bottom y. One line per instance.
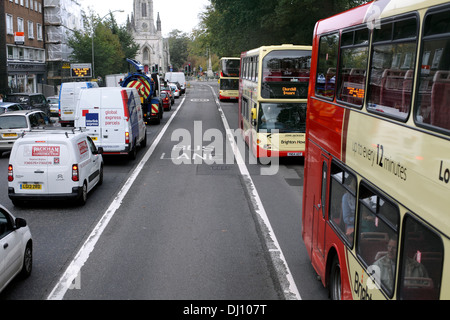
47, 97, 186, 300
208, 85, 301, 300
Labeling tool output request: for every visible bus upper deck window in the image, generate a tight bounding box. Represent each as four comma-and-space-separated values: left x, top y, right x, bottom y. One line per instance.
415, 9, 450, 133
315, 33, 339, 99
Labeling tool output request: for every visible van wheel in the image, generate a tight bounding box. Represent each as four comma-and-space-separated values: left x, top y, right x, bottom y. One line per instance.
141, 132, 147, 148
19, 242, 32, 278
129, 145, 137, 160
78, 182, 88, 205
98, 165, 104, 186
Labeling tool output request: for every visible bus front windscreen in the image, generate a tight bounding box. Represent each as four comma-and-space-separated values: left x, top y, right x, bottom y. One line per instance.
258, 102, 307, 133
261, 50, 311, 99
220, 78, 239, 91
221, 59, 240, 77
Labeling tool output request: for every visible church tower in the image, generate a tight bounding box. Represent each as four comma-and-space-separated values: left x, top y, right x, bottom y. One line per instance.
130, 0, 169, 74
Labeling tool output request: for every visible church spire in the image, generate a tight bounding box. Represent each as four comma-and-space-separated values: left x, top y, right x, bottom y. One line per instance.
157, 12, 161, 32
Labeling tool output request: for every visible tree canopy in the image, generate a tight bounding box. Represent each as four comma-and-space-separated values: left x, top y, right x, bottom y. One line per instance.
196, 0, 369, 57
67, 11, 139, 80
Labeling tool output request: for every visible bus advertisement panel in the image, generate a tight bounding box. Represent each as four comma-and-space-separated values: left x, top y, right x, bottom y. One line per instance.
219, 57, 240, 101
302, 0, 450, 300
238, 45, 311, 158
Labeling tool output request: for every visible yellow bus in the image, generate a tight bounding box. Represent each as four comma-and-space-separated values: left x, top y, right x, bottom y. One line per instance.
218, 57, 240, 101
238, 44, 311, 158
302, 0, 450, 299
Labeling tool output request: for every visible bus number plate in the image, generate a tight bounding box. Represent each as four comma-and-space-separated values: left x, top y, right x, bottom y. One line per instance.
287, 152, 302, 156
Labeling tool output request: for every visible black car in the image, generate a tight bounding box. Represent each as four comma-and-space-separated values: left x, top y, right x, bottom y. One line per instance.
4, 93, 50, 116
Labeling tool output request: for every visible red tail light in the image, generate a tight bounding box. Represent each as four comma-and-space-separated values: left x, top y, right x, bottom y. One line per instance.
72, 164, 79, 181
125, 132, 130, 144
8, 164, 13, 182
121, 90, 129, 121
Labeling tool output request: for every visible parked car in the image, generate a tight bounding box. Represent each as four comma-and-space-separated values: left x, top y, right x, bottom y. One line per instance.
0, 102, 24, 115
161, 91, 171, 111
0, 204, 32, 293
0, 110, 52, 157
4, 93, 50, 116
47, 95, 59, 117
8, 129, 104, 206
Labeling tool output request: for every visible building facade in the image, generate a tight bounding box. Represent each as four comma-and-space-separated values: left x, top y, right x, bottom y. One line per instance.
44, 0, 83, 89
2, 0, 46, 94
128, 0, 170, 74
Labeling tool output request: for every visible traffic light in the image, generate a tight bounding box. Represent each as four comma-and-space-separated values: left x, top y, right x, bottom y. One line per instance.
188, 63, 191, 73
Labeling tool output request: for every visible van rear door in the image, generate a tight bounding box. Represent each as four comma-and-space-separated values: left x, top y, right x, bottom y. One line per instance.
13, 141, 51, 194
76, 89, 102, 143
99, 90, 127, 153
45, 141, 73, 194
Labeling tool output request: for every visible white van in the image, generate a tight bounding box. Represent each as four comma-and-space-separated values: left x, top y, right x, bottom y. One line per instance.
8, 129, 104, 206
59, 81, 99, 127
165, 72, 186, 94
74, 87, 147, 159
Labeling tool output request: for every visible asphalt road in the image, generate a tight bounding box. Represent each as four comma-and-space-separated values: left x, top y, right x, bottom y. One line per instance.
0, 80, 328, 302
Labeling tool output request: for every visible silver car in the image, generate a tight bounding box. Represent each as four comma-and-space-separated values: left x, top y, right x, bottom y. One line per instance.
0, 110, 52, 157
47, 95, 59, 117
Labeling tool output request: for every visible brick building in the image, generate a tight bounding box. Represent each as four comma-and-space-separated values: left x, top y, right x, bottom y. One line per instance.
1, 0, 46, 95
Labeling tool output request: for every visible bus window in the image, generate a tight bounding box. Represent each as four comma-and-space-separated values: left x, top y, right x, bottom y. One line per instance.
367, 17, 417, 121
261, 50, 311, 99
337, 28, 369, 106
415, 9, 450, 132
356, 184, 399, 297
329, 162, 357, 246
316, 33, 339, 98
398, 215, 443, 300
258, 103, 306, 133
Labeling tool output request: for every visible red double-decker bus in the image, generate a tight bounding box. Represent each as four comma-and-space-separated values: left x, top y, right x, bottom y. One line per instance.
303, 0, 450, 300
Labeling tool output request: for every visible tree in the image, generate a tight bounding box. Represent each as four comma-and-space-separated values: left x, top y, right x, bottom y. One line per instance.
200, 0, 369, 57
167, 30, 190, 71
67, 11, 139, 81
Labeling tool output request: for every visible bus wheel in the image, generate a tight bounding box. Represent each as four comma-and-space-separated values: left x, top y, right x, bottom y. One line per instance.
329, 256, 342, 300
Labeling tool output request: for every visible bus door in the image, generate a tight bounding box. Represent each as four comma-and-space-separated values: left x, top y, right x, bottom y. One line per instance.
312, 154, 329, 269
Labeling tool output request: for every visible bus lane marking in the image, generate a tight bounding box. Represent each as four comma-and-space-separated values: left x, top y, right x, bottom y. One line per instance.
47, 96, 186, 300
207, 85, 301, 300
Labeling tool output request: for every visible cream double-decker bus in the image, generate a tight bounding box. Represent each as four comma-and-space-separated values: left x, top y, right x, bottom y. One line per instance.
238, 44, 312, 158
302, 0, 450, 300
218, 57, 240, 101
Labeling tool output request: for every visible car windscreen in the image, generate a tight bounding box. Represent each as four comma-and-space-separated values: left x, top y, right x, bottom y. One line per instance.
4, 95, 29, 104
0, 116, 27, 129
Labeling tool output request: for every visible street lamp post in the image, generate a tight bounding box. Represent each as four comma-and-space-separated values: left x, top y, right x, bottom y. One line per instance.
91, 9, 124, 79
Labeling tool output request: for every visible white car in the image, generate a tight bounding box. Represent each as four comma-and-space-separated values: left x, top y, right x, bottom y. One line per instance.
169, 83, 180, 98
0, 205, 32, 293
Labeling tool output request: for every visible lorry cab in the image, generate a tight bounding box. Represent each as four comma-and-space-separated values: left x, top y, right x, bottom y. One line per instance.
74, 87, 147, 160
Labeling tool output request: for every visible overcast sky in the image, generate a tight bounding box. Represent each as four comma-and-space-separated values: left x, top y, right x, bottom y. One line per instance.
79, 0, 210, 36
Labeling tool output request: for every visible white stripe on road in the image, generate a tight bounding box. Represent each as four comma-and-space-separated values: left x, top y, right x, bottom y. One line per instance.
208, 85, 301, 300
47, 97, 186, 300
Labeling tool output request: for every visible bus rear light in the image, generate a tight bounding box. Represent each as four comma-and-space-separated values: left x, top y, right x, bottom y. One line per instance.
72, 164, 79, 181
8, 165, 13, 182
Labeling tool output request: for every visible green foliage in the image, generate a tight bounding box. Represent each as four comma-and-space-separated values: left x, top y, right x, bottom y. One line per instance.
67, 11, 139, 80
198, 0, 369, 57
